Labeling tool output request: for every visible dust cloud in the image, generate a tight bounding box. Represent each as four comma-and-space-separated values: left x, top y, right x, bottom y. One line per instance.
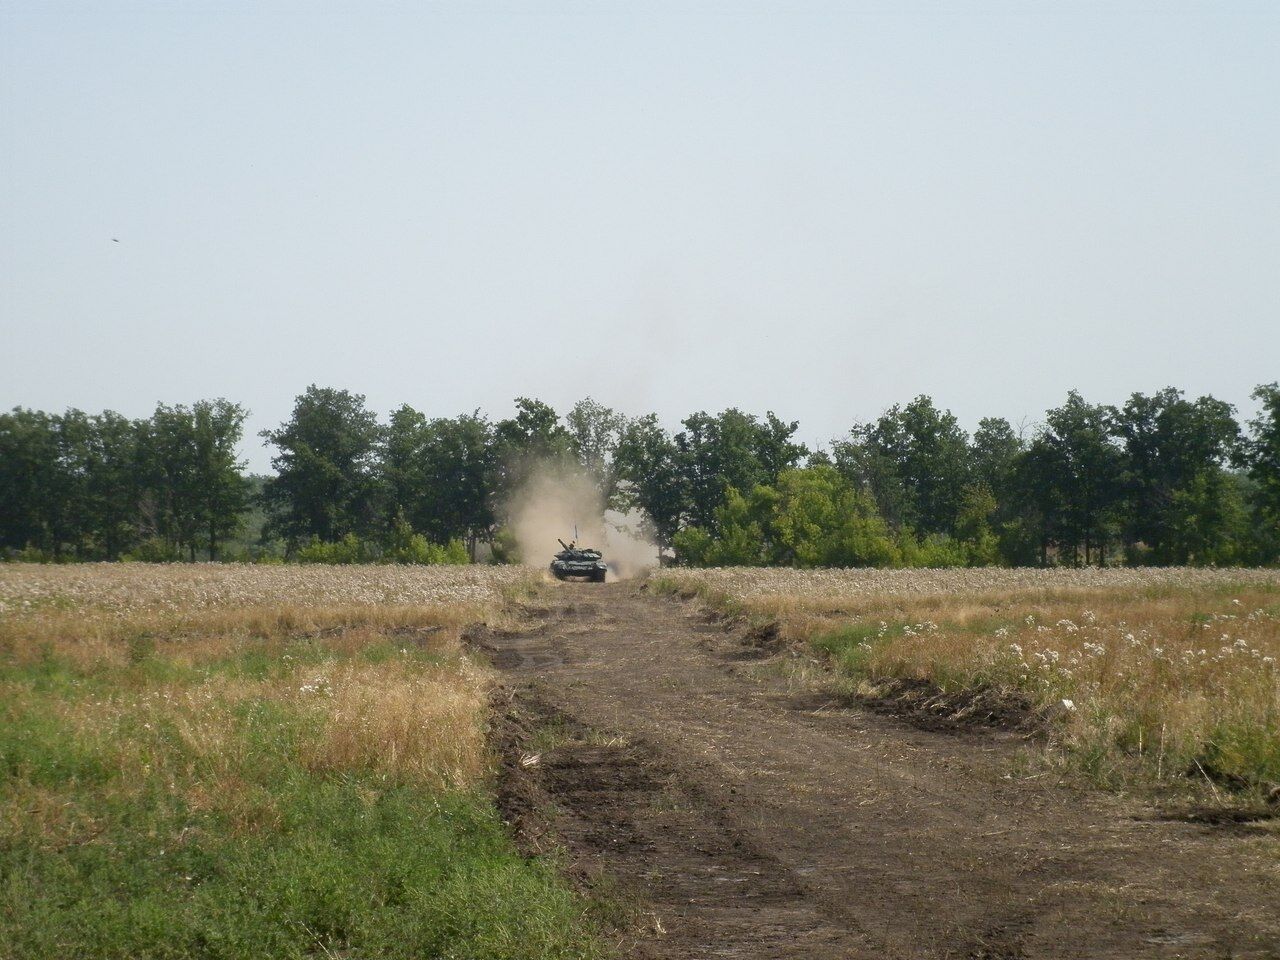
508, 462, 658, 580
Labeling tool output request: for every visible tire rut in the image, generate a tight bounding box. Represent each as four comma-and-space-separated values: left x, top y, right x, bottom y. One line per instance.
496, 693, 880, 959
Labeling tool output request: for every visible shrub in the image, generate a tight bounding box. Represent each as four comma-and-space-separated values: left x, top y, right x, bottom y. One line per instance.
121, 537, 183, 563
296, 534, 370, 565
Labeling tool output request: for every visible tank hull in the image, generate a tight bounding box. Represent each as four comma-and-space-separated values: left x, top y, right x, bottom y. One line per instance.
549, 560, 607, 582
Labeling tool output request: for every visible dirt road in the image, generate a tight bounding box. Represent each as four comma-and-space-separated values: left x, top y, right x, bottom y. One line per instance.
481, 582, 1280, 959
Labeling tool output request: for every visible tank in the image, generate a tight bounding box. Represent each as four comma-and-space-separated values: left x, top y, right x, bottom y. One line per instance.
550, 538, 607, 582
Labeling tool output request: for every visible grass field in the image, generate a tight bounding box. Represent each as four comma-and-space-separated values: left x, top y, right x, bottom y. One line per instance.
656, 567, 1280, 801
0, 564, 608, 960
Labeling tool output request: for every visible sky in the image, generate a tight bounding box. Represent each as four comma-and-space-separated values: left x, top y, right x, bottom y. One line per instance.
2, 1, 1277, 473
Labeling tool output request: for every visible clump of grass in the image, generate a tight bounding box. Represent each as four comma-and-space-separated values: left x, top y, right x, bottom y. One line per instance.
303, 658, 492, 789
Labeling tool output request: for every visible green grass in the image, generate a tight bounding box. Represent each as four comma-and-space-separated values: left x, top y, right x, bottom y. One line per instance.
0, 639, 609, 960
811, 622, 902, 677
2, 786, 603, 960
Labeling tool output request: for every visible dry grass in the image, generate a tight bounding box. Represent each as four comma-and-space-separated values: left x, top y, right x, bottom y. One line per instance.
659, 567, 1280, 794
0, 564, 537, 844
0, 561, 537, 613
0, 562, 540, 667
302, 658, 492, 789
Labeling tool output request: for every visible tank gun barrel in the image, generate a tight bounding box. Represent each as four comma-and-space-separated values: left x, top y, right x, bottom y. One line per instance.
557, 538, 570, 550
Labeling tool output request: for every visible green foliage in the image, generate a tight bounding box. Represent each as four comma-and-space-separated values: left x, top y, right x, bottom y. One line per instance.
295, 526, 469, 566
615, 414, 686, 552
1112, 388, 1242, 565
565, 398, 627, 505
144, 400, 252, 561
674, 408, 806, 533
121, 536, 185, 563
813, 621, 907, 675
383, 408, 494, 558
675, 466, 901, 568
1014, 390, 1124, 566
0, 401, 248, 561
492, 398, 575, 508
670, 525, 714, 566
1198, 721, 1280, 789
897, 532, 968, 568
261, 386, 382, 551
1243, 383, 1280, 564
771, 466, 898, 567
489, 527, 521, 565
704, 487, 773, 565
296, 533, 372, 565
833, 396, 971, 536
970, 417, 1024, 503
953, 484, 1001, 566
382, 518, 469, 565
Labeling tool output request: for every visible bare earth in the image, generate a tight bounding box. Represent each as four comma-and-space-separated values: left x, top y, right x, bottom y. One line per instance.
480, 582, 1280, 960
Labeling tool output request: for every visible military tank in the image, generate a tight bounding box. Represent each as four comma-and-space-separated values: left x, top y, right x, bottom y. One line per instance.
550, 539, 607, 583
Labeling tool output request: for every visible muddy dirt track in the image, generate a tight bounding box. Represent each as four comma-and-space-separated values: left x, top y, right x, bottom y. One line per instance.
479, 582, 1280, 959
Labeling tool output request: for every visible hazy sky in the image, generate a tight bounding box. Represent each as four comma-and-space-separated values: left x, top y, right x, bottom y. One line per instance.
3, 1, 1277, 472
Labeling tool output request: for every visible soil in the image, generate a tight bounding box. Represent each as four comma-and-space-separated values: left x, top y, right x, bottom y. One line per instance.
480, 582, 1280, 959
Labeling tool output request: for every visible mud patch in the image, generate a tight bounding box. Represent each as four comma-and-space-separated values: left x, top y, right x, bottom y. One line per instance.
694, 616, 790, 663
1145, 805, 1279, 835
466, 623, 566, 671
850, 676, 1041, 735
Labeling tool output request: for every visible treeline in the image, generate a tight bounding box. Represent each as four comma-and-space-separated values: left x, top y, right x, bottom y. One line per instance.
667, 387, 1280, 568
2, 383, 1278, 566
0, 402, 249, 561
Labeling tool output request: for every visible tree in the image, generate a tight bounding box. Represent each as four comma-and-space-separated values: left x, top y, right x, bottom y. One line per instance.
1021, 391, 1123, 565
969, 417, 1029, 564
675, 409, 805, 532
771, 466, 899, 568
614, 413, 685, 554
833, 396, 971, 536
494, 397, 570, 460
0, 408, 87, 557
45, 410, 96, 558
262, 386, 382, 550
420, 413, 496, 557
953, 483, 1001, 566
0, 408, 56, 553
1242, 382, 1280, 563
492, 397, 573, 512
1112, 388, 1241, 564
82, 411, 144, 559
2, 403, 246, 561
971, 417, 1023, 505
141, 401, 249, 560
140, 405, 199, 556
382, 404, 432, 535
673, 466, 900, 568
1162, 471, 1247, 565
191, 400, 250, 560
697, 485, 774, 566
565, 397, 627, 505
